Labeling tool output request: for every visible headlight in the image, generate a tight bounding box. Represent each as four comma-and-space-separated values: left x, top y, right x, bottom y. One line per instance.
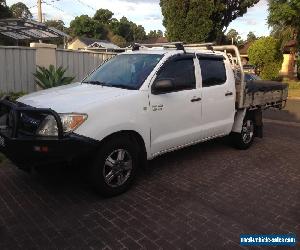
36, 113, 88, 136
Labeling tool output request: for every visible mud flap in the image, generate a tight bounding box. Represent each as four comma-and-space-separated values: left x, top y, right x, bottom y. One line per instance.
253, 108, 263, 138
232, 109, 247, 133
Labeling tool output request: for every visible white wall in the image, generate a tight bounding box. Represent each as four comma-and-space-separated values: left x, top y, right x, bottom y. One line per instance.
0, 46, 36, 93
0, 45, 116, 93
56, 49, 115, 82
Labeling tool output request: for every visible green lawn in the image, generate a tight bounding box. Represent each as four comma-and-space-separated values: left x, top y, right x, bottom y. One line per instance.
286, 80, 300, 99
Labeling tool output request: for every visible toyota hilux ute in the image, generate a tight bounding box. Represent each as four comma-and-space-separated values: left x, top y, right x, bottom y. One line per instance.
0, 43, 288, 196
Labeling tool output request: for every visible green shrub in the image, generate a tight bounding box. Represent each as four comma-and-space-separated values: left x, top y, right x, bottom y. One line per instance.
248, 37, 283, 80
260, 61, 283, 80
33, 65, 75, 89
0, 91, 26, 101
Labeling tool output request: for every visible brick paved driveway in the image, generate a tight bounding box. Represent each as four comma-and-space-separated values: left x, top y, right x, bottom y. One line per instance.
0, 109, 299, 249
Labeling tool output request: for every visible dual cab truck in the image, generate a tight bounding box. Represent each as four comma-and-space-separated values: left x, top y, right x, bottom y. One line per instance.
0, 43, 288, 196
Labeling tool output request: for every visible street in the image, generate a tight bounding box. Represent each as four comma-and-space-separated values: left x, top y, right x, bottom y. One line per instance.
0, 101, 299, 249
264, 99, 300, 123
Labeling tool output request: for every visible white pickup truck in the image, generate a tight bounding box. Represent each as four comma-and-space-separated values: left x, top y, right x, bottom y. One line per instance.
0, 43, 288, 196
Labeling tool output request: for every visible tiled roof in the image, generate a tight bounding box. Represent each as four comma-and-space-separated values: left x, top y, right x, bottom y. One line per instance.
239, 41, 253, 55
71, 37, 120, 49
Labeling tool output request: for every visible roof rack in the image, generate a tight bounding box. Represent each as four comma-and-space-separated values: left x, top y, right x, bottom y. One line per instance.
185, 42, 216, 51
132, 42, 185, 51
131, 42, 216, 52
184, 42, 215, 47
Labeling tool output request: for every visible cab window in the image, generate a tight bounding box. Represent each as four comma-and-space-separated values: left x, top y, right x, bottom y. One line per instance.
156, 58, 196, 91
198, 57, 227, 87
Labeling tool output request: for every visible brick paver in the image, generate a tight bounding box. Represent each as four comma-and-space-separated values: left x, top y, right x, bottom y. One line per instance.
0, 121, 299, 249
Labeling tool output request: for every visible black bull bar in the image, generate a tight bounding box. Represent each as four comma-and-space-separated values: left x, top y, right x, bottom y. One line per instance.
0, 98, 64, 139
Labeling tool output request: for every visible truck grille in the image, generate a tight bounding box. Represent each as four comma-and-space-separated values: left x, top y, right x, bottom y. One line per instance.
18, 113, 44, 135
0, 104, 44, 137
8, 110, 14, 128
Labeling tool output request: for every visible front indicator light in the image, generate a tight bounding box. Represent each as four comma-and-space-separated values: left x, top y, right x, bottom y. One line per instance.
60, 114, 88, 133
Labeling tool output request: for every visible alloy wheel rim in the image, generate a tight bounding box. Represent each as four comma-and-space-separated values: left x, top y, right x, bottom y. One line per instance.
103, 149, 133, 188
242, 120, 254, 144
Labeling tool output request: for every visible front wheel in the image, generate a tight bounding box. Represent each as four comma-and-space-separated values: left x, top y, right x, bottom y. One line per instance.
232, 118, 255, 150
89, 135, 139, 197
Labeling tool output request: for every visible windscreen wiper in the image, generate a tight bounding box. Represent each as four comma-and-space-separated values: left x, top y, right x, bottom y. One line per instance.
82, 81, 136, 90
110, 84, 137, 90
82, 80, 109, 86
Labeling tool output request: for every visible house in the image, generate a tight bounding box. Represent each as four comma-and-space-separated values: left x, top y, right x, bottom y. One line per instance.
0, 18, 70, 46
239, 40, 298, 79
68, 37, 121, 52
238, 41, 252, 65
280, 40, 298, 78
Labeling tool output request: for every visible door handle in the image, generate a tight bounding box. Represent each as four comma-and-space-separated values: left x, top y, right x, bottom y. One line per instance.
191, 97, 201, 102
225, 91, 233, 96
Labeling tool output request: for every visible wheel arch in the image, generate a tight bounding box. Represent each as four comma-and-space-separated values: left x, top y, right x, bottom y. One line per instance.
232, 108, 263, 137
99, 130, 148, 165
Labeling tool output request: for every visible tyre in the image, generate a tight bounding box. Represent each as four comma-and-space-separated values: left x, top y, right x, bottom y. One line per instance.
232, 117, 255, 150
89, 134, 139, 197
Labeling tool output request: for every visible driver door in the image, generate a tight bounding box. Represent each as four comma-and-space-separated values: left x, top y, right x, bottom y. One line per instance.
149, 55, 202, 156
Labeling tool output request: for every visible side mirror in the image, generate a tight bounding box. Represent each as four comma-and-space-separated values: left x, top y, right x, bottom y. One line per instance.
152, 79, 175, 95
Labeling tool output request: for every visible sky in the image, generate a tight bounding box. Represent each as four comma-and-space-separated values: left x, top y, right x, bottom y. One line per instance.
7, 0, 270, 39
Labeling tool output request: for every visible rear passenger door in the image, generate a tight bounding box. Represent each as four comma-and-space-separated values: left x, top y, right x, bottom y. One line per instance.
197, 54, 235, 138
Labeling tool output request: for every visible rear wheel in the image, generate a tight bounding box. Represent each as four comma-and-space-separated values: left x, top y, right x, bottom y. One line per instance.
89, 135, 139, 197
232, 118, 255, 150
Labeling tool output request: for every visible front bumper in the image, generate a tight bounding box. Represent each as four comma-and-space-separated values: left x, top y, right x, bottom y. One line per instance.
0, 132, 98, 168
0, 98, 98, 168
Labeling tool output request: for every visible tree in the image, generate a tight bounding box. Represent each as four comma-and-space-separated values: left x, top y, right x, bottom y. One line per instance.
226, 29, 243, 45
268, 0, 299, 80
0, 0, 12, 18
93, 9, 113, 24
114, 17, 133, 41
248, 37, 283, 80
109, 18, 121, 36
268, 0, 300, 46
44, 20, 65, 31
110, 34, 126, 47
148, 30, 164, 38
69, 15, 94, 38
10, 2, 32, 19
68, 11, 146, 43
132, 24, 146, 42
160, 0, 214, 42
247, 31, 257, 42
109, 17, 145, 42
69, 15, 108, 39
160, 0, 259, 43
209, 0, 260, 41
157, 30, 164, 37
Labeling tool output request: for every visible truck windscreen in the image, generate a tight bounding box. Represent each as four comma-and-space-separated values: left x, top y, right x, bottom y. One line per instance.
83, 54, 163, 90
